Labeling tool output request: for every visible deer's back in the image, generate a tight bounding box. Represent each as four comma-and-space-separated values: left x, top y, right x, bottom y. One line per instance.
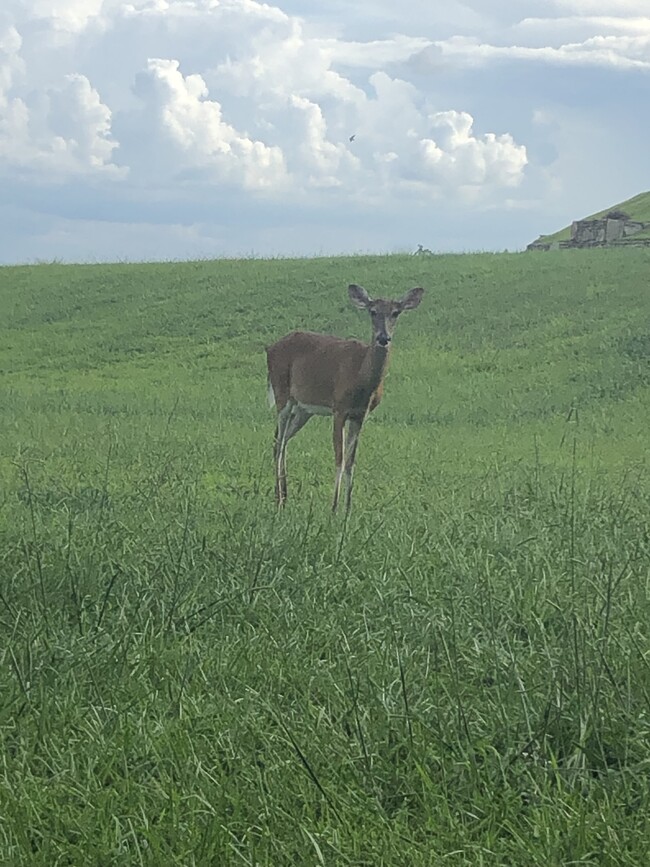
266, 331, 370, 411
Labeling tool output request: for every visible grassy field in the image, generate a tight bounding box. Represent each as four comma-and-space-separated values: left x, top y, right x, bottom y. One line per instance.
0, 249, 649, 865
536, 190, 650, 244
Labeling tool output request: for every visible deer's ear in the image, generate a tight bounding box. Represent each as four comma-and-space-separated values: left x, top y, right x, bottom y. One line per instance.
348, 284, 372, 310
398, 287, 424, 310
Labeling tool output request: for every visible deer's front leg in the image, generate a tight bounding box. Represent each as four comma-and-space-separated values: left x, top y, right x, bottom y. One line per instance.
331, 413, 346, 513
344, 417, 363, 512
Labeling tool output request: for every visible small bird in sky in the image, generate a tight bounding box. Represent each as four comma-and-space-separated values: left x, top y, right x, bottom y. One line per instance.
349, 134, 356, 142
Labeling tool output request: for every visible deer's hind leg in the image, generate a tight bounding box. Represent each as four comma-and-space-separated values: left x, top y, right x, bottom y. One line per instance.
274, 401, 293, 506
275, 403, 312, 506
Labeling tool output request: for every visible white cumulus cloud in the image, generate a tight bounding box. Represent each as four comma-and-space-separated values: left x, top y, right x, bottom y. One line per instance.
0, 23, 23, 102
419, 112, 527, 189
0, 70, 120, 176
0, 0, 527, 200
129, 58, 286, 189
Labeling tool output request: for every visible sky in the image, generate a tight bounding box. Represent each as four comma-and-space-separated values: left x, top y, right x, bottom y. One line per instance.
0, 0, 648, 264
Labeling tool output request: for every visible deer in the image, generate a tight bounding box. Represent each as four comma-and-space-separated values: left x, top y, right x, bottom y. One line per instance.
265, 283, 424, 512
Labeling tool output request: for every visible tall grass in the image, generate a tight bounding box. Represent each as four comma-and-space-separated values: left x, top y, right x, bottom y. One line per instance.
0, 250, 649, 864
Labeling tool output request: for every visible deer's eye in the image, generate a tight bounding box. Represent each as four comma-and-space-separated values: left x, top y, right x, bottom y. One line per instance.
370, 308, 378, 316
391, 310, 400, 318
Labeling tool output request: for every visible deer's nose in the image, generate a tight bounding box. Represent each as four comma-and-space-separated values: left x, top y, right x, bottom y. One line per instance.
376, 334, 391, 347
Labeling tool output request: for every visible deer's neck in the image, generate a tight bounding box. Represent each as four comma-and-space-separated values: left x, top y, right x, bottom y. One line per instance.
361, 342, 391, 392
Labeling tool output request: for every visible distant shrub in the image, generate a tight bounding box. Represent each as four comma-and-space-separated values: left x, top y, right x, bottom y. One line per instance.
606, 209, 631, 221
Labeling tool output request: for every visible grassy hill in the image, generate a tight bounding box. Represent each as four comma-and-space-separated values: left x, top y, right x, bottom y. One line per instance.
1, 251, 649, 864
537, 189, 650, 244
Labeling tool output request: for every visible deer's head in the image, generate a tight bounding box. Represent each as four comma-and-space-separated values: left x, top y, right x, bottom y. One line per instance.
348, 284, 424, 348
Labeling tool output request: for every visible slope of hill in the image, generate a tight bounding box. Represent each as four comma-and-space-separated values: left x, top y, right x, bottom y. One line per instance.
0, 251, 649, 865
535, 190, 650, 245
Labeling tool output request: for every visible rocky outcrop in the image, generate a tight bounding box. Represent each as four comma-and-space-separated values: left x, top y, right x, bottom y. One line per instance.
527, 211, 650, 251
